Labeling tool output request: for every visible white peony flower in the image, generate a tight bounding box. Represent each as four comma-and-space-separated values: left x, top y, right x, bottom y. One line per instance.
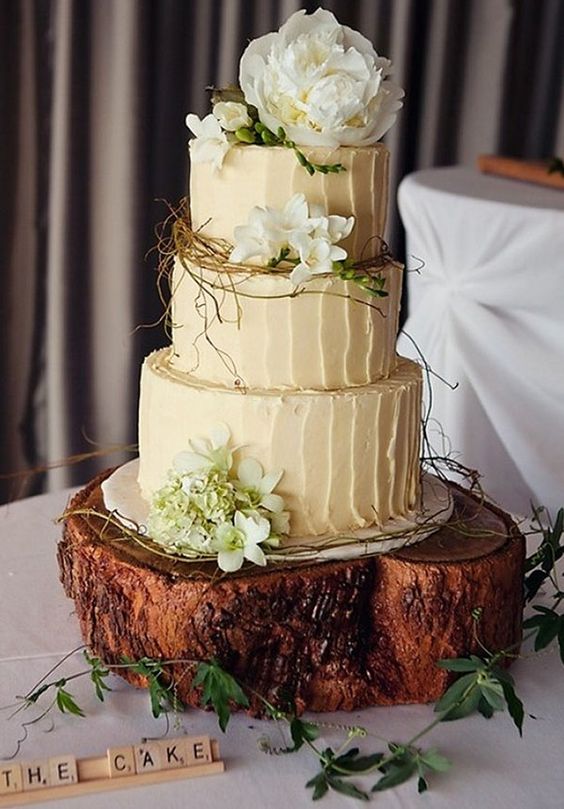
239, 8, 404, 147
290, 233, 347, 285
185, 112, 233, 170
174, 423, 233, 475
212, 101, 252, 132
212, 511, 270, 572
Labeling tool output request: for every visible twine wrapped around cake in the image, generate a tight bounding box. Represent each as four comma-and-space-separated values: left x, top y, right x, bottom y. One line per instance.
155, 199, 393, 297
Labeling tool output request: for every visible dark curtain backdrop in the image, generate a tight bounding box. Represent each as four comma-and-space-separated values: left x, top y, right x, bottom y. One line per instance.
2, 0, 563, 502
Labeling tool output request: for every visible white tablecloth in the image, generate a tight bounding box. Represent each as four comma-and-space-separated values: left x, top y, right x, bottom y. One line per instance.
398, 167, 564, 517
1, 488, 564, 808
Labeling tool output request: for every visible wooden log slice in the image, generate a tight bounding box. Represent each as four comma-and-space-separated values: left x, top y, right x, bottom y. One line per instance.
57, 470, 525, 714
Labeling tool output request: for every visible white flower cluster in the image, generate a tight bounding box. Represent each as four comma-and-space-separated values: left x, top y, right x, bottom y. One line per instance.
239, 8, 404, 147
147, 425, 289, 572
186, 101, 250, 171
229, 193, 354, 285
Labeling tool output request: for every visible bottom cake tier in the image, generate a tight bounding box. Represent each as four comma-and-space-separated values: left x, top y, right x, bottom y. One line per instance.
138, 348, 422, 537
58, 471, 525, 713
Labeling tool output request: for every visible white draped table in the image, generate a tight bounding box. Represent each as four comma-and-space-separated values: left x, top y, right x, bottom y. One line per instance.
398, 167, 564, 517
1, 488, 564, 808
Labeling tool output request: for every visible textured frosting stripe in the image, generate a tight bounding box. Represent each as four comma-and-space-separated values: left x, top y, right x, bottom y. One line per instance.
170, 260, 402, 390
138, 348, 422, 538
190, 144, 390, 257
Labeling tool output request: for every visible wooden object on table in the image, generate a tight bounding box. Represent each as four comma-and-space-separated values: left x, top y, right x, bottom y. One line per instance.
0, 739, 223, 807
477, 154, 564, 189
57, 470, 525, 713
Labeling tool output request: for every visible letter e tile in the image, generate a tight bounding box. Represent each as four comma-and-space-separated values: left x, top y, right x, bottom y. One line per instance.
185, 736, 212, 765
48, 756, 78, 785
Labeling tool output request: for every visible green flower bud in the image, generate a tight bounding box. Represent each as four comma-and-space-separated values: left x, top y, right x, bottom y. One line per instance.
235, 127, 257, 143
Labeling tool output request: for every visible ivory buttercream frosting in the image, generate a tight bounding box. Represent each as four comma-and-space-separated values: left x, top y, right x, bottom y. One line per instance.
138, 349, 422, 537
169, 258, 402, 389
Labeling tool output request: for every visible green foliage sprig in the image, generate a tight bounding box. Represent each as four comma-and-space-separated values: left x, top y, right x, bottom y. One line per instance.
4, 504, 564, 800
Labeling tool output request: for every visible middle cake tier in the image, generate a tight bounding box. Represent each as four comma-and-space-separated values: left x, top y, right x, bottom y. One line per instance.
138, 348, 422, 538
169, 260, 403, 389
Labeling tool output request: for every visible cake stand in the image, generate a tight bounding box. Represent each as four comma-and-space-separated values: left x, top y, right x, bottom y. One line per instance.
57, 469, 525, 713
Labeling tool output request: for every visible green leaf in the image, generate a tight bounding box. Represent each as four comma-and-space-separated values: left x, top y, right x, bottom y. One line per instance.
309, 774, 328, 801
524, 569, 548, 600
419, 749, 451, 773
534, 615, 561, 651
434, 672, 480, 719
289, 717, 319, 751
84, 651, 112, 702
123, 657, 182, 718
477, 695, 494, 718
478, 678, 505, 712
418, 776, 428, 793
55, 687, 85, 717
499, 679, 524, 736
436, 656, 484, 672
333, 750, 384, 773
326, 775, 370, 801
192, 661, 249, 732
558, 619, 564, 664
372, 760, 417, 792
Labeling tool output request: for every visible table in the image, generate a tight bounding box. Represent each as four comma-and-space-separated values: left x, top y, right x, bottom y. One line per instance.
398, 167, 564, 518
1, 487, 564, 808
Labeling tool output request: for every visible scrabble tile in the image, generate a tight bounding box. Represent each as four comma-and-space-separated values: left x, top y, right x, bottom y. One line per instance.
107, 746, 136, 778
22, 759, 50, 791
48, 755, 78, 785
157, 738, 187, 770
0, 764, 23, 795
134, 743, 162, 773
185, 736, 212, 766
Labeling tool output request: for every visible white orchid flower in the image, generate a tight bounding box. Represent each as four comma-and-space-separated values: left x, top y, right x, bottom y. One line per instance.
235, 457, 284, 512
173, 423, 233, 475
213, 512, 270, 572
185, 112, 233, 171
213, 101, 252, 132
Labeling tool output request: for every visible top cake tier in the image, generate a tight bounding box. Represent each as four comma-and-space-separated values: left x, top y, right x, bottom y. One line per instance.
190, 143, 390, 256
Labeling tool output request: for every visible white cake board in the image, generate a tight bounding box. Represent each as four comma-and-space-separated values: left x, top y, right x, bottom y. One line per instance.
101, 460, 453, 564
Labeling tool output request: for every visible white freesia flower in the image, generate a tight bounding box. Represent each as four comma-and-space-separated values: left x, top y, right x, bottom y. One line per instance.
230, 193, 355, 279
290, 233, 347, 285
213, 512, 270, 572
213, 101, 252, 132
309, 206, 355, 244
174, 423, 233, 475
185, 112, 232, 170
239, 8, 404, 147
230, 193, 311, 264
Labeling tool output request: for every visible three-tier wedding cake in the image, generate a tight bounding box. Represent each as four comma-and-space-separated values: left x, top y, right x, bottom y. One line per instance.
131, 8, 428, 569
